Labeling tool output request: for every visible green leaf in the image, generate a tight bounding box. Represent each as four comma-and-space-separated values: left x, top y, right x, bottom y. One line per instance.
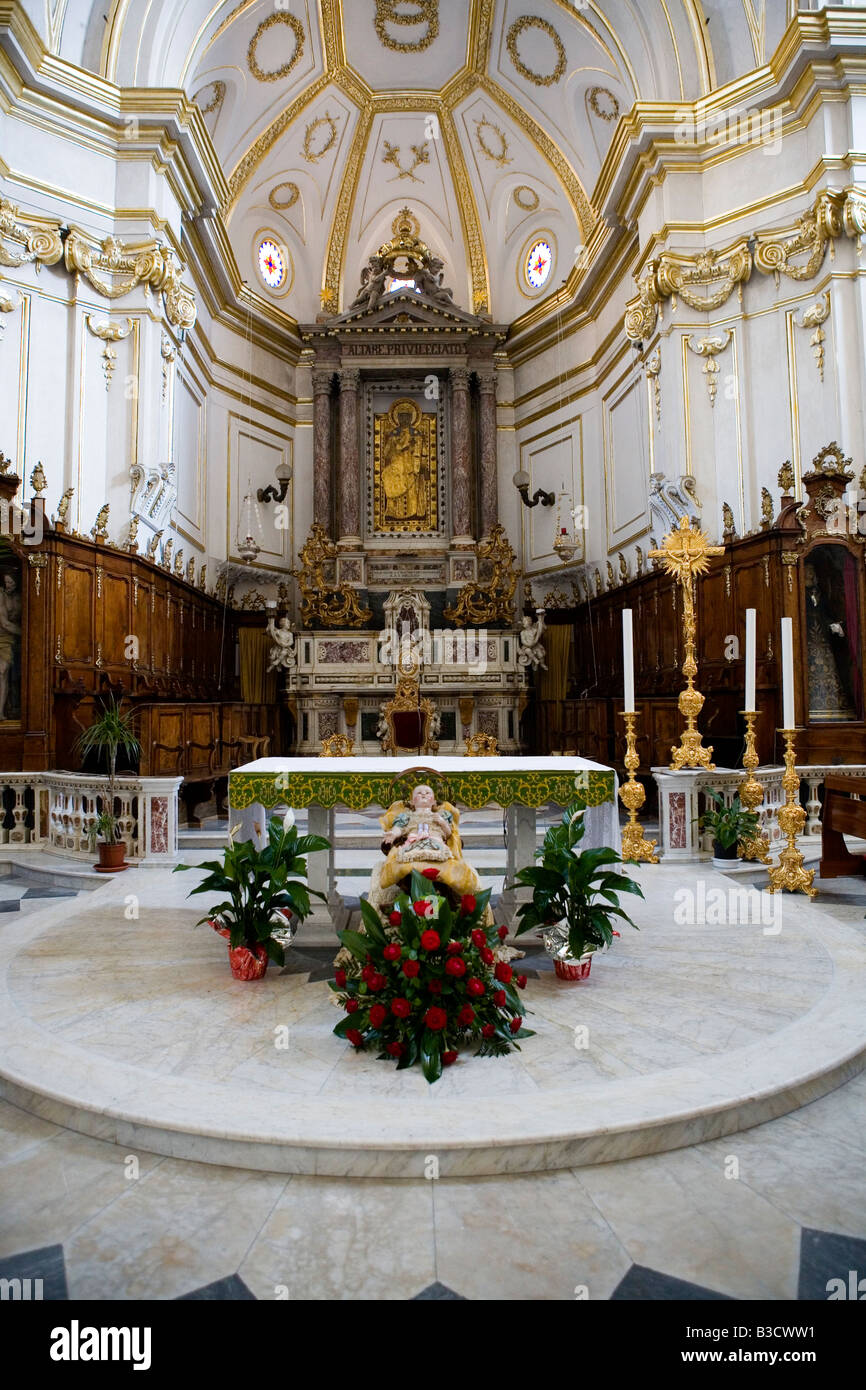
333, 1015, 361, 1039
338, 929, 372, 961
359, 898, 388, 944
420, 1028, 444, 1084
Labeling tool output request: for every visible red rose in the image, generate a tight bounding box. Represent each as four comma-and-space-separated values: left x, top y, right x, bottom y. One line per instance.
383, 943, 401, 961
457, 1004, 475, 1026
413, 898, 433, 917
481, 947, 494, 965
386, 1040, 404, 1057
421, 867, 439, 880
446, 940, 464, 955
361, 964, 375, 983
402, 959, 420, 978
493, 989, 506, 1007
461, 894, 477, 914
510, 1016, 522, 1033
497, 925, 508, 940
443, 1051, 458, 1066
445, 956, 467, 978
517, 975, 527, 989
494, 962, 513, 984
612, 929, 621, 938
424, 1006, 448, 1031
369, 1003, 387, 1029
471, 928, 486, 948
481, 1023, 495, 1039
428, 979, 443, 994
388, 910, 402, 926
368, 972, 386, 992
334, 969, 347, 987
391, 997, 411, 1018
466, 977, 485, 997
345, 998, 359, 1013
420, 929, 441, 951
346, 1028, 363, 1047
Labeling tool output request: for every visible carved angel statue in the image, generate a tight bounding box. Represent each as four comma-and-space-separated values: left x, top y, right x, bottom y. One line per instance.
517, 609, 547, 671
266, 615, 297, 672
91, 504, 109, 540
29, 462, 47, 497
55, 487, 74, 527
350, 254, 389, 312
721, 502, 736, 535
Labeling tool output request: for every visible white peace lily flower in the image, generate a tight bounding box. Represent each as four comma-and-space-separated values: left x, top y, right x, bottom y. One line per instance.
282, 807, 296, 832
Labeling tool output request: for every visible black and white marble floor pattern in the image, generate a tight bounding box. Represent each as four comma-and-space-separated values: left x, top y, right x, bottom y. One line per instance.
1, 1070, 865, 1300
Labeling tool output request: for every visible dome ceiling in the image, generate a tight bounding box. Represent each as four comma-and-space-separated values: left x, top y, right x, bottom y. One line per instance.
34, 0, 792, 324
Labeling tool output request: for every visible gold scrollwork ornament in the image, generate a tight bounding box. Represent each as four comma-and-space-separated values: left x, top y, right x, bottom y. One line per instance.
293, 525, 372, 628
248, 12, 305, 83
506, 15, 567, 87
443, 524, 518, 627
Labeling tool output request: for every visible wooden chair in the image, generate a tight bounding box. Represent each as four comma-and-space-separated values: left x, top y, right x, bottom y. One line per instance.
464, 731, 498, 756
820, 773, 866, 876
319, 733, 355, 757
380, 668, 438, 755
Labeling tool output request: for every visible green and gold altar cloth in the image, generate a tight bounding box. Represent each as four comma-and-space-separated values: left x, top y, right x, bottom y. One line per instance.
228, 755, 615, 813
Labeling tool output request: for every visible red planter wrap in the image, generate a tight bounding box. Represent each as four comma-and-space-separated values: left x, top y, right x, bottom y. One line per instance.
209, 920, 269, 980
554, 956, 592, 982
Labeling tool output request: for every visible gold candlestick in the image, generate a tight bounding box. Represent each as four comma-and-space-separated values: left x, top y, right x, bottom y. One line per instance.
738, 710, 770, 862
649, 517, 724, 771
766, 728, 817, 896
619, 711, 659, 863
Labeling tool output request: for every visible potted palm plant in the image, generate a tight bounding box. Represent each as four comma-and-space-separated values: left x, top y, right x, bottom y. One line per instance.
698, 791, 760, 866
174, 810, 330, 980
76, 696, 141, 872
511, 803, 643, 981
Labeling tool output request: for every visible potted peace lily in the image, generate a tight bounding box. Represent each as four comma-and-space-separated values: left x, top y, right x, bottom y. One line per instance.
175, 810, 330, 980
698, 791, 760, 867
511, 803, 643, 981
76, 696, 141, 872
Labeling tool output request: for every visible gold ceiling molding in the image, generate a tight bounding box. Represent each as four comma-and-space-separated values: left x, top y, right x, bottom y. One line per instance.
373, 0, 439, 54
321, 103, 375, 314
479, 74, 594, 238
439, 105, 490, 315
588, 86, 620, 123
382, 140, 430, 183
193, 79, 225, 116
506, 15, 567, 88
624, 187, 866, 343
302, 111, 340, 162
226, 72, 332, 208
514, 185, 539, 211
269, 181, 300, 211
475, 115, 511, 167
247, 11, 306, 83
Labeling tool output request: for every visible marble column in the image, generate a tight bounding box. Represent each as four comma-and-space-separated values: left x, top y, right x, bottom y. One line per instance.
312, 368, 333, 532
450, 366, 472, 545
338, 367, 361, 545
478, 365, 498, 537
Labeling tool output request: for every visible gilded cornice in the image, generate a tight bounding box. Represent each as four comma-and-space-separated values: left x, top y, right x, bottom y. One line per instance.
623, 186, 866, 344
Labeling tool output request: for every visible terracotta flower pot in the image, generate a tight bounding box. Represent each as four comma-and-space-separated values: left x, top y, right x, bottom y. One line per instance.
554, 955, 592, 982
95, 840, 127, 873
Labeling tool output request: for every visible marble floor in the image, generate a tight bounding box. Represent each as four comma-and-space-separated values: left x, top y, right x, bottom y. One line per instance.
0, 817, 864, 1299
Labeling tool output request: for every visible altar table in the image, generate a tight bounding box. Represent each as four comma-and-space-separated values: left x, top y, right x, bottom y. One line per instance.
228, 755, 619, 930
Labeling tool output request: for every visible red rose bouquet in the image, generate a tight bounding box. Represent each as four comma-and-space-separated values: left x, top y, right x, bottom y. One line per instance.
331, 872, 533, 1083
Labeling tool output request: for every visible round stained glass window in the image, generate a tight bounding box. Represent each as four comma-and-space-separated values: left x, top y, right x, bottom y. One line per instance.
257, 237, 287, 290
524, 238, 553, 290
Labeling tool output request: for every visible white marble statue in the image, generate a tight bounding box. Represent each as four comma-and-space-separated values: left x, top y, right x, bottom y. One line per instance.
266, 615, 297, 673
517, 609, 547, 671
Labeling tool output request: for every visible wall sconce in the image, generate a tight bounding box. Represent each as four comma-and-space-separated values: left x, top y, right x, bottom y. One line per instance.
257, 460, 292, 505
513, 469, 555, 508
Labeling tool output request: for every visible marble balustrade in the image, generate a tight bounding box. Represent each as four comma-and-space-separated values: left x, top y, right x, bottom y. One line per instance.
0, 772, 182, 864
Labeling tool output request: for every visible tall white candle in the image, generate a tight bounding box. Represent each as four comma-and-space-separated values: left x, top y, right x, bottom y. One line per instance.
745, 608, 756, 712
781, 616, 795, 729
622, 608, 635, 713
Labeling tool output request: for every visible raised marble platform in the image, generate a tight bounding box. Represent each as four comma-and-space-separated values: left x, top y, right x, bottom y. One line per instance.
1, 860, 865, 1178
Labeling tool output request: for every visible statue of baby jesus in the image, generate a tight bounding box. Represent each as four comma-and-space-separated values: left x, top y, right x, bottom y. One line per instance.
381, 783, 454, 864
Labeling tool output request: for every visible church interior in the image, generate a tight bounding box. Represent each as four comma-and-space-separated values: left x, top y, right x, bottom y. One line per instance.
1, 0, 866, 1319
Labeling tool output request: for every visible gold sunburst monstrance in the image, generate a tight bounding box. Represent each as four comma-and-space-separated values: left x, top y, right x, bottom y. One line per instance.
648, 516, 724, 771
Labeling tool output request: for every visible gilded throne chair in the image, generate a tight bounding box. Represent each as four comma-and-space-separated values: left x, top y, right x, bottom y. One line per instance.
379, 668, 439, 756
